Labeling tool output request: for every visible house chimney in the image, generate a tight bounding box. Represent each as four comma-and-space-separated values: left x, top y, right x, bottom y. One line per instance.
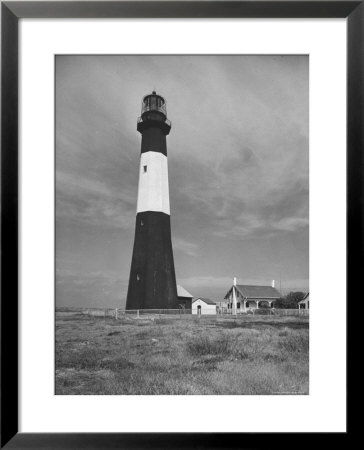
271, 280, 275, 288
233, 277, 237, 286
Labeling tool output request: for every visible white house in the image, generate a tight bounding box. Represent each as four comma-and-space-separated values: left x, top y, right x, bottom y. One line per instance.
192, 298, 217, 315
224, 280, 281, 313
298, 293, 309, 309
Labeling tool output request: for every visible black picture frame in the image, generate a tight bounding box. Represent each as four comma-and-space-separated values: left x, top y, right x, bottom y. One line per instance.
1, 1, 357, 448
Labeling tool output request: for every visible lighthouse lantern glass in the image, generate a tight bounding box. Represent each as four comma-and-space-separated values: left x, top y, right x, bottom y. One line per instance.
141, 93, 167, 117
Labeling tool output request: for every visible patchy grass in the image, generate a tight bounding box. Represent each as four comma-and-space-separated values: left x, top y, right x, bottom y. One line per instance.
187, 334, 231, 357
55, 314, 309, 395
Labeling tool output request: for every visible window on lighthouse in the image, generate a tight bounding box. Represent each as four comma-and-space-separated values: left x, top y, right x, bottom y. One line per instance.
143, 165, 147, 173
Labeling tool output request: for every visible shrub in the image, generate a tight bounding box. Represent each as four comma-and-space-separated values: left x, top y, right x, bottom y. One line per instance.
231, 336, 268, 360
278, 333, 309, 354
257, 302, 270, 309
187, 334, 231, 357
254, 309, 272, 315
154, 318, 175, 325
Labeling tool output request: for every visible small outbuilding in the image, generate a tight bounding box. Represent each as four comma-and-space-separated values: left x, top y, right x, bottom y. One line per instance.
298, 293, 309, 309
177, 284, 194, 310
192, 298, 216, 315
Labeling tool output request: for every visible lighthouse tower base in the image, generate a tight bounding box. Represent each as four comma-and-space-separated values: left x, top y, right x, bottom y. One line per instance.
126, 211, 178, 310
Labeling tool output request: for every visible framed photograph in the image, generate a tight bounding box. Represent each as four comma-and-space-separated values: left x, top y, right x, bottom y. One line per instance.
1, 1, 357, 447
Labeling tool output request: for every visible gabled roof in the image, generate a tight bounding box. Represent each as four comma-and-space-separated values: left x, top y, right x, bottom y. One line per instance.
193, 297, 216, 305
177, 284, 193, 298
298, 293, 309, 303
224, 284, 281, 299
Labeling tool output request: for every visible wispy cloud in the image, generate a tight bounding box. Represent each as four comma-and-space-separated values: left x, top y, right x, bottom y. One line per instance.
272, 217, 309, 232
56, 170, 136, 229
171, 151, 308, 240
173, 237, 199, 257
177, 276, 235, 290
56, 268, 128, 307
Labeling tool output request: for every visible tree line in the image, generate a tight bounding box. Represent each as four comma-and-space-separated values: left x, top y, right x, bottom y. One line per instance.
274, 291, 307, 309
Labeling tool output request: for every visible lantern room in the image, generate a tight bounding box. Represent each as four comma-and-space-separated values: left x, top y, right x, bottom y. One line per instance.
141, 91, 167, 117
137, 91, 171, 135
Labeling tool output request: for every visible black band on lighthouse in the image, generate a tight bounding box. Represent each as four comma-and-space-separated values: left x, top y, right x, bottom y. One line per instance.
140, 127, 167, 156
126, 211, 178, 310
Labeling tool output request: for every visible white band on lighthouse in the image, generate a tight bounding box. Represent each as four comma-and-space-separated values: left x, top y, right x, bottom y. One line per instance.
136, 151, 170, 215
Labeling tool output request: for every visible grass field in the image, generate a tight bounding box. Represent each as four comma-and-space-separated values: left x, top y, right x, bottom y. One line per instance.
55, 313, 309, 395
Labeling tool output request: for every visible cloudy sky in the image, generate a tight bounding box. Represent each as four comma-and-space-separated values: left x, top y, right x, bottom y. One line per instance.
56, 55, 308, 308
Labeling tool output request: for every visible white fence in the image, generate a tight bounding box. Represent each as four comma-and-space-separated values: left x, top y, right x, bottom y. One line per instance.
269, 308, 309, 317
56, 307, 308, 319
220, 308, 309, 317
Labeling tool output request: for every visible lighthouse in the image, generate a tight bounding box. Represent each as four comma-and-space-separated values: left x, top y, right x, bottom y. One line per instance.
126, 92, 178, 310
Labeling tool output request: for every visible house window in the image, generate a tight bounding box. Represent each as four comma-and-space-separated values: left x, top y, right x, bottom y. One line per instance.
237, 302, 240, 309
143, 165, 147, 173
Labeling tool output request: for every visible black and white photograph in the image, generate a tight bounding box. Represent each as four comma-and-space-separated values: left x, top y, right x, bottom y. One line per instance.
55, 55, 309, 395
